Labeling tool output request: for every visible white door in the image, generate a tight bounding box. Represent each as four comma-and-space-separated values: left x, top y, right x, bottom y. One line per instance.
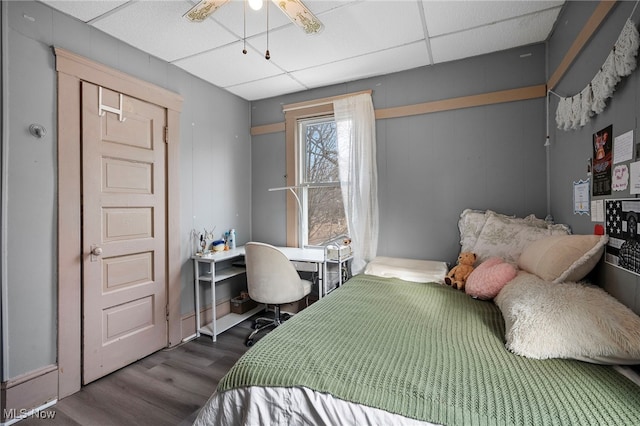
82, 82, 168, 384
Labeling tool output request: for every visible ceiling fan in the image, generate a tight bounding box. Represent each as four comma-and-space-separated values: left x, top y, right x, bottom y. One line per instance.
184, 0, 324, 35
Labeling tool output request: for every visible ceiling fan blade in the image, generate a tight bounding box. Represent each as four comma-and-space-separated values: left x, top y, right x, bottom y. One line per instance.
271, 0, 323, 35
184, 0, 231, 23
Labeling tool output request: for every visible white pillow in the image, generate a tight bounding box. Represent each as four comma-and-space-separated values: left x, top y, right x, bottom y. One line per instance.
458, 209, 487, 253
486, 210, 548, 228
364, 257, 448, 283
518, 234, 608, 283
457, 209, 552, 254
495, 272, 640, 364
472, 214, 570, 264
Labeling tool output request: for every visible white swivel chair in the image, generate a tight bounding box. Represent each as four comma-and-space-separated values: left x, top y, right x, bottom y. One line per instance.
244, 242, 312, 347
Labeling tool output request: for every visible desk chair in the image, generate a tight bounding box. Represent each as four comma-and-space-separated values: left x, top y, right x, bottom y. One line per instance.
245, 242, 312, 346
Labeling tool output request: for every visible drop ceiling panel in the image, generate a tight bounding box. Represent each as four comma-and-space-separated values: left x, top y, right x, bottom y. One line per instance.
423, 1, 564, 37
225, 73, 307, 100
40, 0, 128, 22
173, 41, 284, 87
92, 1, 237, 62
254, 0, 425, 71
291, 41, 430, 90
431, 8, 560, 64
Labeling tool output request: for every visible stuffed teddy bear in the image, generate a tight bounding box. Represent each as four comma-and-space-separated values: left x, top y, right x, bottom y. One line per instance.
465, 257, 517, 300
444, 252, 477, 291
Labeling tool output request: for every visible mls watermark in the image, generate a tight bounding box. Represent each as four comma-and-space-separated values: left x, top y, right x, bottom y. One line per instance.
3, 407, 56, 420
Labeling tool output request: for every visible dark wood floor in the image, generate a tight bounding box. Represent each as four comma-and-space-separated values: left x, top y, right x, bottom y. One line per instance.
19, 317, 257, 426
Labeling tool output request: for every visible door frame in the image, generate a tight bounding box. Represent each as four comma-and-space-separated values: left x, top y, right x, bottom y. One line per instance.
55, 48, 183, 398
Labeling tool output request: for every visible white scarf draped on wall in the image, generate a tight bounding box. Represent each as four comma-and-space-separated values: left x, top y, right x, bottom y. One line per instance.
333, 93, 379, 275
555, 19, 640, 130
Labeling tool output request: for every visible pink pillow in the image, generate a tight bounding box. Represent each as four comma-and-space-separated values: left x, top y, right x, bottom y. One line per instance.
465, 257, 517, 300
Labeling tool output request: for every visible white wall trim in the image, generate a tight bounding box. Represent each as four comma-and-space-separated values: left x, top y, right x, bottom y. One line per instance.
1, 0, 10, 382
1, 365, 58, 424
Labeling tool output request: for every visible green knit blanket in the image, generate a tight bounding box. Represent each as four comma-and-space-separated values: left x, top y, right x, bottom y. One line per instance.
219, 275, 640, 425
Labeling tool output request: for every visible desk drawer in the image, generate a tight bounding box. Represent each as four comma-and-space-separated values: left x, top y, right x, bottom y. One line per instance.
291, 261, 318, 273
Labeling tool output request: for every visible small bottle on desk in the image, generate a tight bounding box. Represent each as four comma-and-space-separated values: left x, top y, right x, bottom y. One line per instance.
229, 229, 236, 250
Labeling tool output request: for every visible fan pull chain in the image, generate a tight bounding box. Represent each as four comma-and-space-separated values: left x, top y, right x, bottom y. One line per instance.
265, 1, 271, 60
242, 0, 248, 54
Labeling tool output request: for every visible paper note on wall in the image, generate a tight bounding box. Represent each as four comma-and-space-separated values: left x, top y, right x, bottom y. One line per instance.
630, 161, 640, 194
591, 199, 604, 222
612, 164, 629, 191
573, 179, 590, 215
613, 130, 633, 164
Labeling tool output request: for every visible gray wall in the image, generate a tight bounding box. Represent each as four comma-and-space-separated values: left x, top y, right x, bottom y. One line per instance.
251, 44, 548, 266
1, 1, 251, 380
548, 1, 640, 314
7, 0, 637, 384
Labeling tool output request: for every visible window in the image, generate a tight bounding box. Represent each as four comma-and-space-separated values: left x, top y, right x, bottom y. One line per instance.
298, 116, 348, 246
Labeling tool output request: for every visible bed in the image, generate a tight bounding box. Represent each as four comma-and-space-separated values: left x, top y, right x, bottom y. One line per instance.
194, 210, 640, 425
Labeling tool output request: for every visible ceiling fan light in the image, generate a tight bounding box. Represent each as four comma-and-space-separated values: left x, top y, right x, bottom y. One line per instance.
248, 0, 263, 11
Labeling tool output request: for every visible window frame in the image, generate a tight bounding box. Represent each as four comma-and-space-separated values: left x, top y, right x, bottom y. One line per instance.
297, 116, 343, 247
283, 90, 371, 247
284, 103, 334, 247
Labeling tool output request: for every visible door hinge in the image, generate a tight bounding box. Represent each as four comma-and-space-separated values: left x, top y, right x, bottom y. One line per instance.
164, 126, 169, 144
166, 305, 170, 321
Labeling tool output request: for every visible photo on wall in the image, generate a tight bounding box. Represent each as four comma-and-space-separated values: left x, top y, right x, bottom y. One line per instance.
593, 125, 613, 196
605, 198, 640, 275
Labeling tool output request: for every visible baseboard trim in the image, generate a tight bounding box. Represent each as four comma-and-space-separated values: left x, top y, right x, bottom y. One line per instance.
0, 399, 57, 426
1, 365, 58, 423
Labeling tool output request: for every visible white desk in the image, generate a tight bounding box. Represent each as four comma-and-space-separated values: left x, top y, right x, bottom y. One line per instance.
277, 246, 351, 296
192, 245, 351, 341
192, 248, 257, 342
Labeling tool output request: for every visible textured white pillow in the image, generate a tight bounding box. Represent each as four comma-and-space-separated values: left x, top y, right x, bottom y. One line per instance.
472, 214, 570, 264
518, 234, 608, 283
486, 210, 548, 228
495, 272, 640, 364
458, 209, 487, 253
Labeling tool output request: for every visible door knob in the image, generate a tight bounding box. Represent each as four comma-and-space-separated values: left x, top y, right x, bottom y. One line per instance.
90, 245, 103, 262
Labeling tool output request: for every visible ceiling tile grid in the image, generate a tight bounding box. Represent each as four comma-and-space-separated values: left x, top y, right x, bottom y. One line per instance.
422, 1, 564, 36
92, 1, 238, 62
430, 7, 563, 64
40, 0, 565, 101
289, 40, 431, 90
174, 41, 286, 87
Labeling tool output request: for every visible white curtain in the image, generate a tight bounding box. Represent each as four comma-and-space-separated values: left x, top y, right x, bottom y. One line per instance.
333, 93, 379, 275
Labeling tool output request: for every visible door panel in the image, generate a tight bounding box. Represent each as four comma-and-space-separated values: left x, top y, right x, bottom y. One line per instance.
82, 82, 167, 384
102, 252, 154, 291
102, 157, 153, 194
102, 296, 155, 343
102, 207, 153, 241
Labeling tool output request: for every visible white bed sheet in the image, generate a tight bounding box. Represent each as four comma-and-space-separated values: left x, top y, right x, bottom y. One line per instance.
364, 256, 448, 283
194, 386, 438, 426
